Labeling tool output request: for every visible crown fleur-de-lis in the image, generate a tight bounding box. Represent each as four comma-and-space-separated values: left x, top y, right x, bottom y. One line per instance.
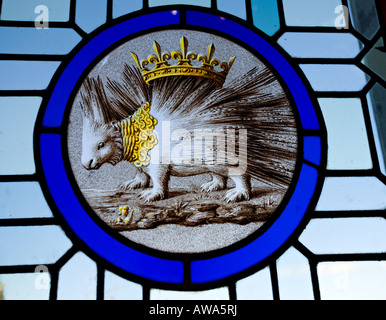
220, 57, 236, 73
198, 43, 219, 69
130, 41, 171, 71
147, 41, 171, 68
171, 37, 197, 65
130, 36, 236, 87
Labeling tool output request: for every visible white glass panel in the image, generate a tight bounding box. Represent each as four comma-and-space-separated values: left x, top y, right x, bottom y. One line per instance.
75, 0, 107, 34
319, 98, 372, 170
0, 61, 60, 90
150, 287, 229, 300
0, 226, 72, 266
0, 97, 40, 174
57, 252, 97, 300
282, 0, 344, 27
300, 218, 386, 254
112, 0, 142, 19
316, 177, 386, 211
278, 32, 362, 58
300, 64, 368, 92
318, 261, 386, 300
104, 270, 142, 300
1, 0, 70, 22
0, 27, 81, 55
0, 182, 52, 219
0, 273, 50, 300
217, 0, 247, 19
236, 266, 273, 300
277, 247, 314, 300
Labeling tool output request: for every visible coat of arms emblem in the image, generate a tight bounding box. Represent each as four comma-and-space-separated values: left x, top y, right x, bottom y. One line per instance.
67, 30, 297, 253
38, 9, 324, 287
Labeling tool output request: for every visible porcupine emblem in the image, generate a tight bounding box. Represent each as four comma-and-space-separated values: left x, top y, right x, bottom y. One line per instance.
77, 36, 297, 229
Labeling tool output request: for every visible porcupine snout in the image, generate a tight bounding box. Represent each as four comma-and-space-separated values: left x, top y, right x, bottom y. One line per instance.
82, 157, 100, 170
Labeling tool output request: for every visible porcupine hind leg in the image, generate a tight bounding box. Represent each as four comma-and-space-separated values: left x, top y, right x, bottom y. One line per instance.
224, 174, 251, 202
201, 174, 227, 192
119, 169, 150, 190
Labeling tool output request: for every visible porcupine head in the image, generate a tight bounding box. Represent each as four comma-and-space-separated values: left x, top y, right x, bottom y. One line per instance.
79, 76, 125, 171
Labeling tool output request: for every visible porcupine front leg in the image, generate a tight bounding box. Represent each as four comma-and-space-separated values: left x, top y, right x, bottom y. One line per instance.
224, 174, 251, 202
119, 168, 150, 190
201, 174, 227, 192
140, 164, 169, 202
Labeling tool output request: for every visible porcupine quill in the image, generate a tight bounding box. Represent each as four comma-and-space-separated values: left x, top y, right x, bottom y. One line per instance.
99, 63, 298, 188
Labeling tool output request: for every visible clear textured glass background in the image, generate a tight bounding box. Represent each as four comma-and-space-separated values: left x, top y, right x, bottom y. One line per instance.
0, 0, 385, 300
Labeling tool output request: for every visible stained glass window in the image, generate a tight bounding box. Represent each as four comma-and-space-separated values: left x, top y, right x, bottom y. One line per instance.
0, 0, 385, 304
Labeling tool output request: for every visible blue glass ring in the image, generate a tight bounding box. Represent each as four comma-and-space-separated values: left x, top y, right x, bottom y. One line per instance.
37, 9, 325, 288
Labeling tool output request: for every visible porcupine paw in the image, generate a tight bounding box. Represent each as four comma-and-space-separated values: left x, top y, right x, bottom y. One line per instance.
224, 188, 250, 203
119, 177, 149, 190
139, 189, 165, 202
201, 179, 225, 192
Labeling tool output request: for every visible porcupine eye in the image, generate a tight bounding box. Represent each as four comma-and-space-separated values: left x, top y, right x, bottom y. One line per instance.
98, 142, 105, 150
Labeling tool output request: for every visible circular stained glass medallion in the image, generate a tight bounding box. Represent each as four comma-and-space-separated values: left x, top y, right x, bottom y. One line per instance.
36, 8, 326, 288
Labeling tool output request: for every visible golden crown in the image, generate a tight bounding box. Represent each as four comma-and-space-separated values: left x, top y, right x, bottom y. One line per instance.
130, 36, 235, 87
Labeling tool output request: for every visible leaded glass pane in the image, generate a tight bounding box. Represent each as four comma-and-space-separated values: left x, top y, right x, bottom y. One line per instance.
0, 61, 60, 90
348, 0, 380, 40
276, 247, 314, 300
104, 270, 142, 300
0, 27, 81, 55
362, 37, 386, 81
319, 98, 372, 170
0, 226, 72, 266
315, 177, 386, 211
0, 97, 40, 174
251, 0, 280, 36
217, 0, 246, 20
1, 0, 70, 22
150, 287, 230, 300
75, 0, 107, 34
0, 273, 50, 300
318, 261, 386, 300
367, 83, 386, 175
277, 32, 363, 58
236, 267, 273, 300
282, 0, 344, 27
112, 0, 143, 19
0, 0, 384, 303
0, 182, 52, 219
300, 64, 368, 92
300, 218, 386, 254
57, 252, 97, 300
